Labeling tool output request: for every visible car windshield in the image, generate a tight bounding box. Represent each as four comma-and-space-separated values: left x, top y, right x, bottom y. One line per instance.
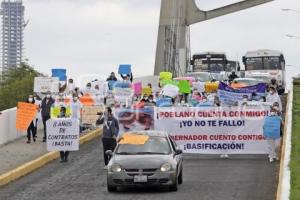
116, 136, 171, 155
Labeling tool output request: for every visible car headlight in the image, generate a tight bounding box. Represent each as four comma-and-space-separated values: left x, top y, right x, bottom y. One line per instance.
111, 164, 122, 172
160, 163, 172, 172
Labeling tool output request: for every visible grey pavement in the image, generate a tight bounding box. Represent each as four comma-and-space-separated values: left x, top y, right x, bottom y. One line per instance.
0, 136, 279, 200
0, 129, 47, 175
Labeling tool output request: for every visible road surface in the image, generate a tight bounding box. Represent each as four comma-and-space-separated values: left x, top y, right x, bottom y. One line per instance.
0, 137, 278, 200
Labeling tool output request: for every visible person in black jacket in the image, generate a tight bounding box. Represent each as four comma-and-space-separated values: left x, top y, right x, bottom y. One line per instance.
26, 95, 37, 143
96, 107, 119, 168
106, 72, 118, 81
41, 91, 55, 142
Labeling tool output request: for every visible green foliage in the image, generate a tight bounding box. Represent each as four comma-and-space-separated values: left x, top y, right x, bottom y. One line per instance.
0, 63, 43, 111
290, 77, 300, 200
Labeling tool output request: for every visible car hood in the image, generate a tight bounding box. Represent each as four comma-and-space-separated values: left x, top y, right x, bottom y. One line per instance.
112, 154, 172, 169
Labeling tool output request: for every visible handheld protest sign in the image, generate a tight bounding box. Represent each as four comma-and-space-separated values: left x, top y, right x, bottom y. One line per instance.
159, 72, 172, 80
79, 94, 95, 106
51, 106, 71, 119
178, 80, 191, 94
16, 102, 38, 132
34, 77, 59, 93
81, 105, 105, 125
133, 82, 142, 95
118, 64, 131, 75
160, 79, 178, 87
46, 118, 80, 151
205, 82, 219, 93
162, 84, 179, 98
51, 68, 67, 81
142, 87, 152, 96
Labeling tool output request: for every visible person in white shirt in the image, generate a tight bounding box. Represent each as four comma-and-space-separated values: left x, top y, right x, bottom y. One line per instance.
266, 86, 282, 112
70, 96, 81, 119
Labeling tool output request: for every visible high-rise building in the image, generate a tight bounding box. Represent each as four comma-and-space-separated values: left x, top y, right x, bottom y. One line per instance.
0, 0, 24, 72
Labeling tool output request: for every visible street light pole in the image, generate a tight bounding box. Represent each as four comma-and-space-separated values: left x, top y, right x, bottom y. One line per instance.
282, 8, 300, 14
286, 34, 300, 40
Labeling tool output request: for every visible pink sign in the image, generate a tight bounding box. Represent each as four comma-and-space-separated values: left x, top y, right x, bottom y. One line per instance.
133, 82, 142, 95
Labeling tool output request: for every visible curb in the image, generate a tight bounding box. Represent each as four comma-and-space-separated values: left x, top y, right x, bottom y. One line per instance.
276, 91, 292, 200
0, 128, 102, 187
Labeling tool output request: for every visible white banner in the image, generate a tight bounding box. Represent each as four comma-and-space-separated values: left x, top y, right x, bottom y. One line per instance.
34, 77, 59, 93
46, 118, 79, 151
155, 106, 270, 154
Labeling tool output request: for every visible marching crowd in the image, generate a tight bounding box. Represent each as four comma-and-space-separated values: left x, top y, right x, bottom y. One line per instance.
22, 71, 284, 164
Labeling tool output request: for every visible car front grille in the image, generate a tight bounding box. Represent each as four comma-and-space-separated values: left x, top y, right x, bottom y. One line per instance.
124, 168, 158, 177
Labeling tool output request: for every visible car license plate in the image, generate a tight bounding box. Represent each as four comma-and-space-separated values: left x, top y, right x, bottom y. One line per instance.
134, 175, 147, 183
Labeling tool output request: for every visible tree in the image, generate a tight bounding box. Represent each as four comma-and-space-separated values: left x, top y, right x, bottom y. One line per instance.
0, 63, 43, 111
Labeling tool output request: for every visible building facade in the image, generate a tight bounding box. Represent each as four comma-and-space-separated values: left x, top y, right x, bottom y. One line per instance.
1, 0, 24, 72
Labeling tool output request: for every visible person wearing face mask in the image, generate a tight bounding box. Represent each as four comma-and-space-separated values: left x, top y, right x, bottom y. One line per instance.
26, 95, 37, 143
266, 86, 282, 112
41, 91, 55, 142
66, 78, 75, 95
83, 82, 93, 96
97, 107, 119, 169
263, 107, 283, 163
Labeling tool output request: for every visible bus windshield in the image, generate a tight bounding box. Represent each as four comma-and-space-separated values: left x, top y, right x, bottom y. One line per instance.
193, 57, 225, 72
245, 57, 282, 70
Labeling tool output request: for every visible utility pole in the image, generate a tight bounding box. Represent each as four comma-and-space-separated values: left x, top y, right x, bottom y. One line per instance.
154, 0, 274, 77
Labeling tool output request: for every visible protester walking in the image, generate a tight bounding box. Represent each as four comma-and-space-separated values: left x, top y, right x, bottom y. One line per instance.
26, 95, 37, 143
41, 91, 55, 142
266, 86, 282, 112
58, 106, 71, 163
263, 107, 282, 162
97, 107, 119, 169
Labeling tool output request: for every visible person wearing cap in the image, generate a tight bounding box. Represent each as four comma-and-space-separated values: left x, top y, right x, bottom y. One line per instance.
263, 106, 282, 162
41, 91, 55, 142
266, 86, 282, 112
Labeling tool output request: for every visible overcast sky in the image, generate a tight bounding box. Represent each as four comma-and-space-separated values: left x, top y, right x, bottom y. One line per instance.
22, 0, 300, 88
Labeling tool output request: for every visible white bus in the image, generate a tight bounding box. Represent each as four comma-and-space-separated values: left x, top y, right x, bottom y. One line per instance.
242, 49, 286, 90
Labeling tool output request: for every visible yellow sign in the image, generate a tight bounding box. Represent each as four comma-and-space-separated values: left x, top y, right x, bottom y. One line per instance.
51, 106, 71, 118
159, 72, 172, 80
205, 82, 219, 93
142, 87, 152, 96
118, 133, 149, 145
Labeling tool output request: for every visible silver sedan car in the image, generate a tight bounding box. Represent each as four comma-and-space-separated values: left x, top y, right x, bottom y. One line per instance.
106, 131, 183, 192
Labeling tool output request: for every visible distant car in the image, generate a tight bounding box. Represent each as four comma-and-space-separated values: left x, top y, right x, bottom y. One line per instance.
233, 78, 263, 87
106, 131, 183, 192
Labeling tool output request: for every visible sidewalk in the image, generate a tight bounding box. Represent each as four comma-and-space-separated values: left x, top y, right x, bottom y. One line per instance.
0, 127, 100, 176
0, 130, 47, 175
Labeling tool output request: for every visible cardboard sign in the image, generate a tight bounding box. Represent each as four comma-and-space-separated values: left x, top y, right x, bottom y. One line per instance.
34, 77, 59, 93
119, 133, 149, 145
16, 102, 38, 132
51, 69, 67, 81
118, 64, 132, 75
81, 105, 105, 125
46, 118, 80, 151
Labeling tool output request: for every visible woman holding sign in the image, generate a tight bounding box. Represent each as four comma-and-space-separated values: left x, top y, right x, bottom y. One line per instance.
26, 95, 37, 143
